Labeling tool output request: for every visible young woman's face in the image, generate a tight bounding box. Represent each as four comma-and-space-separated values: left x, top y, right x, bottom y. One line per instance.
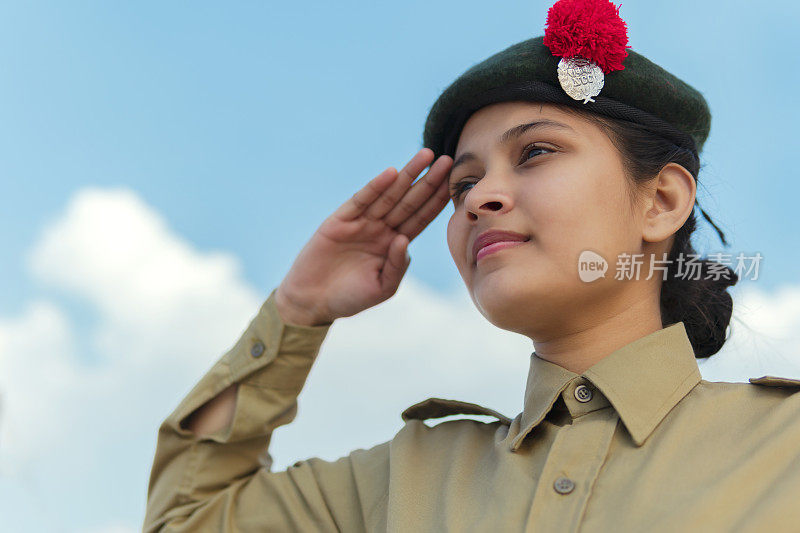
446, 101, 650, 338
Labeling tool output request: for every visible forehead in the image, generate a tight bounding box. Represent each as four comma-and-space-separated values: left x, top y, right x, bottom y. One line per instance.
454, 101, 589, 155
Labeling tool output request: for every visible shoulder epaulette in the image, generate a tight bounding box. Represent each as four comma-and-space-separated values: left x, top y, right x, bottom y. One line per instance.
749, 375, 800, 387
401, 397, 512, 425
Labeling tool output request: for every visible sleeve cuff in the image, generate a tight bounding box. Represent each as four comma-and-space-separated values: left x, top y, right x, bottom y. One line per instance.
165, 287, 333, 440
227, 287, 333, 381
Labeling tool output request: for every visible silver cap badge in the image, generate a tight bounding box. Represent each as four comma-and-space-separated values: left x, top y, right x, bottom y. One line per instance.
557, 56, 605, 104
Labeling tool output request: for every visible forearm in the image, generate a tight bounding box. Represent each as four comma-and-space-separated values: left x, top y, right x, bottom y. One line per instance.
181, 292, 324, 438
144, 287, 335, 531
181, 383, 238, 436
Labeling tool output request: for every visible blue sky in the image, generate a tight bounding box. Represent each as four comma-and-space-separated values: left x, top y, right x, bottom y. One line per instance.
1, 1, 798, 532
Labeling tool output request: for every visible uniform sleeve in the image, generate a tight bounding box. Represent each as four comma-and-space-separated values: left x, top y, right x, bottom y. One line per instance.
142, 287, 383, 533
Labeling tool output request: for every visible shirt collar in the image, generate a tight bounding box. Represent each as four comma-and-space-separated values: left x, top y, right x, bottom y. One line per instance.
510, 321, 701, 450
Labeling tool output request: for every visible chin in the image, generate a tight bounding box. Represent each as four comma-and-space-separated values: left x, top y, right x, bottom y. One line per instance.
471, 262, 536, 298
472, 270, 572, 333
471, 282, 532, 329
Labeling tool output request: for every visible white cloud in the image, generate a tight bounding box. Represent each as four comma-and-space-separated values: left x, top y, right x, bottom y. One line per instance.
0, 299, 81, 464
26, 188, 260, 370
1, 187, 263, 532
697, 284, 800, 381
86, 525, 137, 533
0, 186, 798, 531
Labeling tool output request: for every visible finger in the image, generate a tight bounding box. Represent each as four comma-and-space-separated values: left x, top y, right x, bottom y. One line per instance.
333, 166, 398, 221
364, 148, 434, 221
383, 154, 453, 229
396, 174, 452, 242
379, 233, 411, 296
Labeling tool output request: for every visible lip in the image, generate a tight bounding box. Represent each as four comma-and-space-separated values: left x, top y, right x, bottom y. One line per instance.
476, 240, 528, 261
472, 229, 530, 262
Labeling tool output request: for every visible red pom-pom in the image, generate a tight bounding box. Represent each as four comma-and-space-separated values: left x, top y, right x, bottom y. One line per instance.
543, 0, 630, 73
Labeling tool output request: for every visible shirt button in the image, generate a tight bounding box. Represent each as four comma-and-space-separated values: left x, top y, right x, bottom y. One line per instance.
553, 476, 575, 494
574, 384, 593, 403
250, 340, 265, 358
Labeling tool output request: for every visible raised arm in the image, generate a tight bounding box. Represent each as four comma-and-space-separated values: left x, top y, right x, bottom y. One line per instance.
143, 148, 453, 532
177, 291, 334, 440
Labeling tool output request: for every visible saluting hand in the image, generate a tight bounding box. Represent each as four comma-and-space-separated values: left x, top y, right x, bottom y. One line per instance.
275, 148, 453, 327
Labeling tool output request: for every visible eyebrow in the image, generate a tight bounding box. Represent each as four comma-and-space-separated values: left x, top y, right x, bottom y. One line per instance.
450, 119, 576, 175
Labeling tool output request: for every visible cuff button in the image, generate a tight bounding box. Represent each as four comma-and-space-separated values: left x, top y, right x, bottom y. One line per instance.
250, 340, 265, 358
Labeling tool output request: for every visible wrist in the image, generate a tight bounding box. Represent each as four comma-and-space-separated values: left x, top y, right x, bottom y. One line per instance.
274, 286, 332, 327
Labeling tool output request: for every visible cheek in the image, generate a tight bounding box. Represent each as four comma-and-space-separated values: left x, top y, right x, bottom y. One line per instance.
520, 174, 589, 246
524, 165, 632, 264
446, 213, 465, 265
567, 173, 640, 261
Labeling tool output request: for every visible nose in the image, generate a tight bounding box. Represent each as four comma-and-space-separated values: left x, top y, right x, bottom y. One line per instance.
464, 173, 513, 220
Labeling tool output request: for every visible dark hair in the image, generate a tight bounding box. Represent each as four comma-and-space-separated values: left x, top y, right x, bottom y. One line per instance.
558, 105, 738, 358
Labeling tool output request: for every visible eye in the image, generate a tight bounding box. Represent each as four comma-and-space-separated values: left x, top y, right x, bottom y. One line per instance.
519, 143, 553, 164
449, 144, 554, 202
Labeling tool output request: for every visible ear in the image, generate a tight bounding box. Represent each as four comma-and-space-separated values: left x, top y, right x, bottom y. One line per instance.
641, 162, 696, 243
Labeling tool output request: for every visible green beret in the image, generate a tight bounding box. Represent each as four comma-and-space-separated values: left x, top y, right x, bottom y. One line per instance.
422, 34, 711, 161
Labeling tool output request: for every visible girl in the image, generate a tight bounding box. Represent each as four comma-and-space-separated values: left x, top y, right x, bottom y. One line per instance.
144, 1, 800, 531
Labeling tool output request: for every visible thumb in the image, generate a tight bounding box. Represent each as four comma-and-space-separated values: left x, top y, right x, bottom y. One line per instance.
379, 234, 411, 295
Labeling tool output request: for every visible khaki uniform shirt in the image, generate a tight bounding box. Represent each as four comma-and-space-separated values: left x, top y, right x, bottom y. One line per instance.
144, 287, 800, 532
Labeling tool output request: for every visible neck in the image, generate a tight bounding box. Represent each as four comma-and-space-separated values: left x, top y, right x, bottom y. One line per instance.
530, 296, 663, 374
